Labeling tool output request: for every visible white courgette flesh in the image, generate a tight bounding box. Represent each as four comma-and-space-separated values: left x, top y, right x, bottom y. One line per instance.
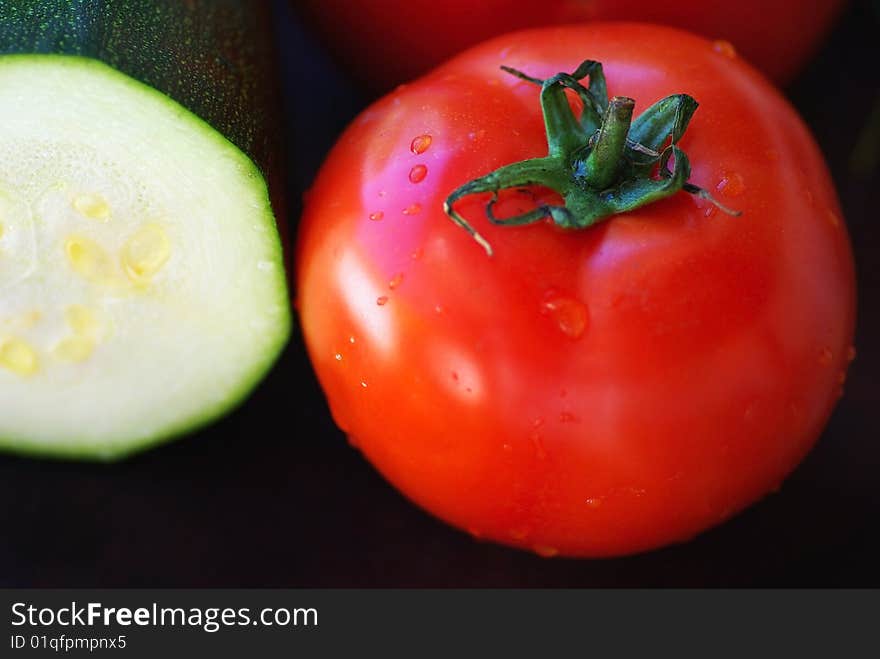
0, 55, 290, 459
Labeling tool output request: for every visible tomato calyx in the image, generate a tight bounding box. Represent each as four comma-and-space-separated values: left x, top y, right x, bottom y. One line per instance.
444, 60, 741, 255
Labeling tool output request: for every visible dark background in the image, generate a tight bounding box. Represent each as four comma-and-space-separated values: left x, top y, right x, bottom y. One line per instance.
1, 0, 877, 587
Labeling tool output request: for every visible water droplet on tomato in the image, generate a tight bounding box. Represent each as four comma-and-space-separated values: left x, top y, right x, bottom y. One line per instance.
509, 527, 529, 541
369, 211, 384, 221
502, 442, 512, 452
349, 336, 356, 344
715, 171, 745, 197
409, 164, 428, 183
533, 545, 559, 558
360, 380, 368, 388
712, 40, 737, 58
410, 134, 432, 154
541, 293, 590, 339
837, 370, 847, 385
530, 432, 547, 460
334, 352, 343, 361
847, 345, 857, 362
402, 203, 421, 216
376, 295, 389, 306
714, 504, 735, 523
434, 304, 445, 314
559, 411, 578, 423
388, 272, 404, 289
819, 347, 833, 366
826, 209, 840, 228
585, 498, 603, 509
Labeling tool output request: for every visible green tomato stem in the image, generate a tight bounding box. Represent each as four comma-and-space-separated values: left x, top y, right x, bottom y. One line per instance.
444, 60, 741, 256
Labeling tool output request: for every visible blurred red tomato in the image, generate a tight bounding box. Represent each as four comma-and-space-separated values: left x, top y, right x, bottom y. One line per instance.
296, 0, 845, 89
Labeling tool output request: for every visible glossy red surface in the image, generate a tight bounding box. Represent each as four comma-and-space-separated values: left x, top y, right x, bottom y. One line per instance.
297, 24, 856, 556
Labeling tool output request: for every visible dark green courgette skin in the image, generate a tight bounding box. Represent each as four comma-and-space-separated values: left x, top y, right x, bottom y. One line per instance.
0, 0, 285, 218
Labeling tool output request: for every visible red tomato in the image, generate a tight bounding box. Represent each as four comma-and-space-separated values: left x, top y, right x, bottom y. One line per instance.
297, 0, 845, 88
296, 24, 855, 557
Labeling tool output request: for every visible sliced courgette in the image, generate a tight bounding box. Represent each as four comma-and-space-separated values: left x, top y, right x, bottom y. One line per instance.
0, 2, 290, 459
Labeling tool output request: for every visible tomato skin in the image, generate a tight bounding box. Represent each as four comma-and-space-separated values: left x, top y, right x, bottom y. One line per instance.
296, 24, 856, 557
296, 0, 845, 88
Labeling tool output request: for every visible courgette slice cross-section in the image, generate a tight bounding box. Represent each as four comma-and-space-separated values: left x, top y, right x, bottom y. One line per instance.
0, 56, 290, 459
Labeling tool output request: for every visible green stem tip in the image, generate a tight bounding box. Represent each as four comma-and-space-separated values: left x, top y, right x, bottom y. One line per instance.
444, 60, 741, 256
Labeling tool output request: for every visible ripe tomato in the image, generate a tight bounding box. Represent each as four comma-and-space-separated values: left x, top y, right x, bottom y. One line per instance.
296, 0, 845, 88
296, 24, 855, 557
